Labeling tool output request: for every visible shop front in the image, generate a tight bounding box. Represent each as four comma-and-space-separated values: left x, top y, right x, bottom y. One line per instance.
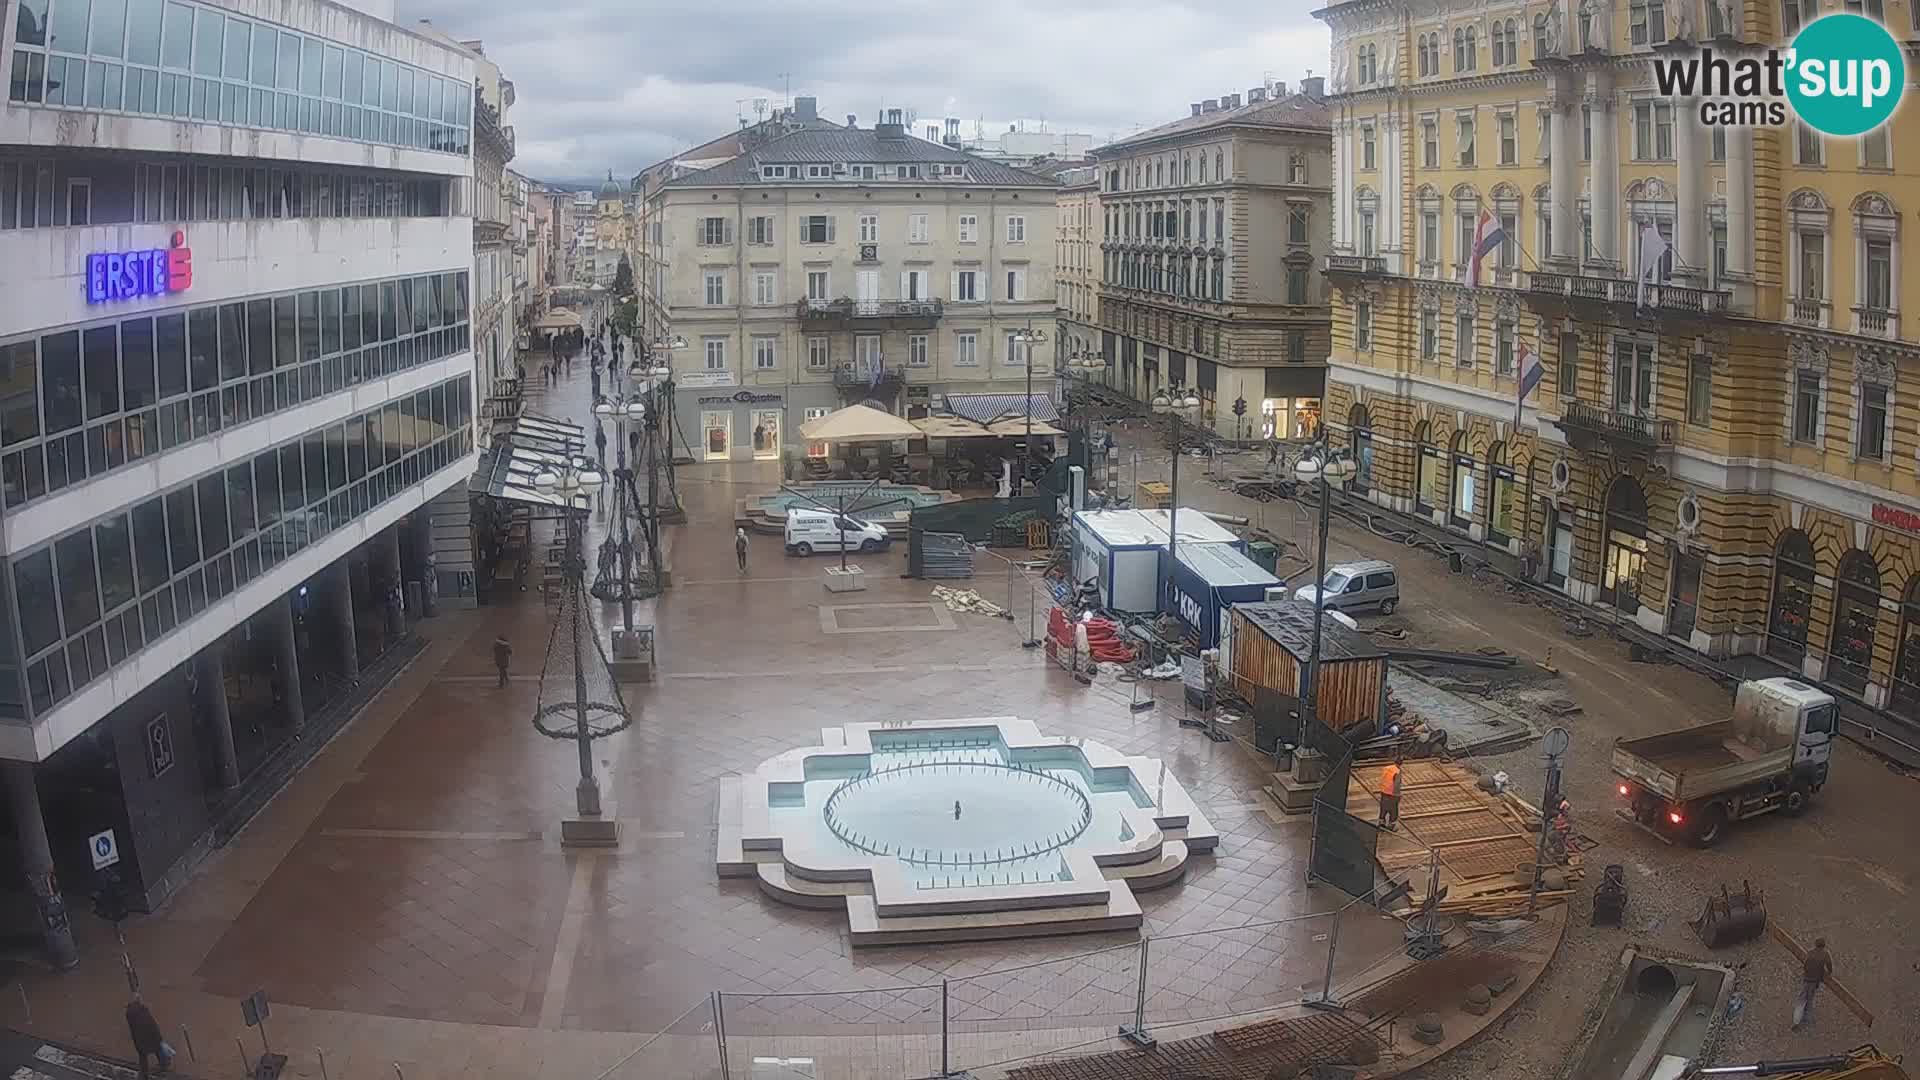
1260, 364, 1324, 440
692, 388, 788, 463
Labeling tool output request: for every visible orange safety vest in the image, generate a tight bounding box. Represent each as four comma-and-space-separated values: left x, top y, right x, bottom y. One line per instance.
1380, 764, 1401, 797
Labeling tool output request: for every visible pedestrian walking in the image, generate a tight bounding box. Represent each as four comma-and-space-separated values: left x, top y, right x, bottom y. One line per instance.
492, 635, 513, 688
1793, 937, 1834, 1028
1377, 752, 1403, 829
125, 994, 173, 1078
735, 527, 749, 573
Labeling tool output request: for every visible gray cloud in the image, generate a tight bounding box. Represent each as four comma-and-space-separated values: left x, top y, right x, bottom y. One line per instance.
401, 0, 1330, 183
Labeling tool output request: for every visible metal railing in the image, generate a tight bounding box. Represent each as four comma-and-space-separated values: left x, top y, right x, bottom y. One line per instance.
1853, 304, 1897, 337
796, 298, 945, 321
1557, 400, 1678, 448
1791, 296, 1829, 326
1326, 253, 1386, 275
1527, 270, 1731, 314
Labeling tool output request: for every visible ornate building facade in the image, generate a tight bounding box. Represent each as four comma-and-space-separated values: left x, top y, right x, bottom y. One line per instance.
1317, 0, 1920, 716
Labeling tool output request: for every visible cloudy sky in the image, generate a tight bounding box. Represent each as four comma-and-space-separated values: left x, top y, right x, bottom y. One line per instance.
399, 0, 1330, 185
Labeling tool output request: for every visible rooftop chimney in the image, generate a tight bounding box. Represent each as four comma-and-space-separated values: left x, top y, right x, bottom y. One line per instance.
1191, 103, 1203, 116
847, 113, 858, 127
794, 95, 817, 121
928, 125, 940, 141
1274, 80, 1288, 97
1300, 76, 1324, 98
1248, 87, 1267, 103
876, 108, 907, 139
944, 117, 963, 148
1225, 93, 1242, 109
1202, 99, 1219, 113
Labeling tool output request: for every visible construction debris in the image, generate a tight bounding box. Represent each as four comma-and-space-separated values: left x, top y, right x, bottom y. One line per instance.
931, 586, 1005, 616
1384, 646, 1520, 669
1690, 881, 1768, 948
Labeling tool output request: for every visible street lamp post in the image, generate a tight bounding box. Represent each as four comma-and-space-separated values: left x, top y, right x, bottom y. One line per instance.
593, 395, 648, 649
1151, 387, 1202, 586
1011, 322, 1049, 491
533, 462, 606, 817
1292, 445, 1357, 722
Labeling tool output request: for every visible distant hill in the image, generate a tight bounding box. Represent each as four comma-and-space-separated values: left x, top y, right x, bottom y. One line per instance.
532, 176, 606, 193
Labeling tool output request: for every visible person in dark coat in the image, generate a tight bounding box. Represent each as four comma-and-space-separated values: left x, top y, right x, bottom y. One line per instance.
493, 635, 513, 688
125, 994, 171, 1077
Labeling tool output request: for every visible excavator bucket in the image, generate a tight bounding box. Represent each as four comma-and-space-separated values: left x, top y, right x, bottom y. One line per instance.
1689, 880, 1769, 948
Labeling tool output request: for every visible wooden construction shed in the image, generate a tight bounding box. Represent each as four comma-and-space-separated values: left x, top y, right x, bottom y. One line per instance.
1226, 600, 1389, 736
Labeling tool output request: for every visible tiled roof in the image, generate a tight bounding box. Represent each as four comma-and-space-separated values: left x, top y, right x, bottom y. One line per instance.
1096, 93, 1331, 155
665, 128, 1060, 188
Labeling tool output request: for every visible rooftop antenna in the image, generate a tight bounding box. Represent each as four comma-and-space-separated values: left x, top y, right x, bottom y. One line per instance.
779, 72, 791, 108
753, 97, 768, 122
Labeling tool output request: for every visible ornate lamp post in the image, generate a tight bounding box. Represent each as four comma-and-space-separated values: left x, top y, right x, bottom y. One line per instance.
1011, 322, 1049, 489
1151, 387, 1202, 580
592, 395, 651, 656
1292, 447, 1358, 723
531, 461, 616, 837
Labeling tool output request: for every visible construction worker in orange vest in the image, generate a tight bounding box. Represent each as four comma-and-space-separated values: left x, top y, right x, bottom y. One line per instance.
1378, 751, 1404, 830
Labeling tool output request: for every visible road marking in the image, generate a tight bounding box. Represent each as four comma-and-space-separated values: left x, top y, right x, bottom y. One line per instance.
538, 854, 598, 1029
319, 828, 544, 842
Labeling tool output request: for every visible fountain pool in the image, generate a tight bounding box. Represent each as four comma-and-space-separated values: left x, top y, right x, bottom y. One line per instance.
718, 717, 1219, 945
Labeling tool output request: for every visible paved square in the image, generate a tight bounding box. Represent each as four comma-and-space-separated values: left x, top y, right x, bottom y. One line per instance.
818, 602, 957, 633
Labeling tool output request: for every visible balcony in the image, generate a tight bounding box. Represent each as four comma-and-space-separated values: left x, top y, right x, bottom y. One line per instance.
1526, 271, 1731, 317
831, 365, 908, 401
1553, 400, 1677, 458
1853, 304, 1899, 339
1326, 254, 1386, 276
1791, 296, 1830, 327
796, 298, 944, 330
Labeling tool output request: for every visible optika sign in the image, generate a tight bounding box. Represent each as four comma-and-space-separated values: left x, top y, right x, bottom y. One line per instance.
85, 231, 193, 304
1650, 14, 1904, 137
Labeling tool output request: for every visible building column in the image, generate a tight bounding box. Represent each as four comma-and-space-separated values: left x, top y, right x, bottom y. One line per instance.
198, 649, 240, 789
1549, 78, 1579, 264
407, 513, 437, 618
1382, 112, 1403, 273
326, 562, 360, 685
1674, 95, 1707, 283
1331, 119, 1350, 252
1591, 82, 1620, 269
1727, 124, 1755, 278
4, 762, 79, 969
376, 526, 405, 639
269, 595, 305, 734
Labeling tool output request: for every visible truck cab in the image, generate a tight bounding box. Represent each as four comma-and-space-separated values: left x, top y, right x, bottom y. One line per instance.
1612, 677, 1836, 847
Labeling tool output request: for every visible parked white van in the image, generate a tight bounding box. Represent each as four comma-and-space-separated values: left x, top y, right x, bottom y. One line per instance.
784, 508, 892, 556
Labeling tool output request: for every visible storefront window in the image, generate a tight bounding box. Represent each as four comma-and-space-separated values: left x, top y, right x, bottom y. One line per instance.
1449, 432, 1475, 530
751, 409, 781, 461
1416, 430, 1445, 514
702, 411, 731, 460
1768, 529, 1816, 664
1349, 405, 1373, 494
1828, 550, 1880, 692
1669, 551, 1702, 641
1602, 476, 1649, 612
1488, 444, 1517, 542
1294, 398, 1321, 439
1892, 577, 1920, 718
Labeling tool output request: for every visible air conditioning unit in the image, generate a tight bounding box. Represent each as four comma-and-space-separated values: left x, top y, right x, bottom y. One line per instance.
1265, 586, 1291, 602
859, 243, 878, 262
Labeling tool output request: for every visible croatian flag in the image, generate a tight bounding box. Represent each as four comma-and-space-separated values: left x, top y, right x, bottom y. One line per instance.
1467, 209, 1506, 288
1515, 339, 1544, 429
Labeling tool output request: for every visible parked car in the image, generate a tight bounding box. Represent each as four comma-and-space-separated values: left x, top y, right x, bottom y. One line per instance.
784, 508, 891, 556
1294, 559, 1400, 615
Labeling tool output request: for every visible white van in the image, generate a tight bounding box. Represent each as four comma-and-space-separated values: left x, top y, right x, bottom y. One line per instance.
784, 508, 892, 556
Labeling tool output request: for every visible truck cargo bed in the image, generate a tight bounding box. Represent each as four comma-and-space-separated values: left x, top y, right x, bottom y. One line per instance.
1614, 720, 1789, 802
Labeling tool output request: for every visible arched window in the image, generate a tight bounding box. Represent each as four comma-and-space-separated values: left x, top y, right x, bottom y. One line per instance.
1487, 441, 1519, 542
1453, 27, 1466, 70
1449, 431, 1476, 529
1534, 13, 1550, 56
1415, 422, 1444, 515
1418, 36, 1430, 75
1893, 576, 1920, 716
1769, 530, 1816, 664
1350, 405, 1375, 494
1602, 476, 1650, 610
1183, 156, 1192, 184
1829, 550, 1882, 691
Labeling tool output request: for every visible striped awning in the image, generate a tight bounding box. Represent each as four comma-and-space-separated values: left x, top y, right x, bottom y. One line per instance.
940, 392, 1060, 426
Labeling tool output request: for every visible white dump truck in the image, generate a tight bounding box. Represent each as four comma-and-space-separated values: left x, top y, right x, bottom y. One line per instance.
1611, 677, 1837, 847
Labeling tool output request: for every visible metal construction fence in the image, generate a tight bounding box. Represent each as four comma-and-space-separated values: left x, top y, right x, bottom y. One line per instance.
589, 896, 1405, 1080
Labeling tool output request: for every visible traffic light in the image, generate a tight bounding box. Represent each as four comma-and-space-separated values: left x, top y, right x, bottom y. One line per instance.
1232, 397, 1247, 418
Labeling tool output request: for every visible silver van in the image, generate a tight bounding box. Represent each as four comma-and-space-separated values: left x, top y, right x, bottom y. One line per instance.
1294, 559, 1400, 615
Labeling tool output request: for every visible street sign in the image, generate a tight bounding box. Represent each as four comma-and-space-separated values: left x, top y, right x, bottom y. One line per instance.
88, 829, 119, 871
242, 990, 270, 1027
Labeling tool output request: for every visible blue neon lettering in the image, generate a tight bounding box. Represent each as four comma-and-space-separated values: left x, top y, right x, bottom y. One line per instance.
84, 247, 177, 303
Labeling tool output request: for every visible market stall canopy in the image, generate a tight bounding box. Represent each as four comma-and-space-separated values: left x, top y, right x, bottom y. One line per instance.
533, 308, 583, 331
941, 392, 1060, 426
912, 415, 997, 439
798, 404, 921, 442
986, 418, 1066, 437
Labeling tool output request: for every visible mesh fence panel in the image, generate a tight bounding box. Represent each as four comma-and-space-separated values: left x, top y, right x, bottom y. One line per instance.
719, 985, 945, 1080
909, 495, 1057, 544
598, 995, 724, 1080
1139, 913, 1340, 1028
947, 943, 1144, 1075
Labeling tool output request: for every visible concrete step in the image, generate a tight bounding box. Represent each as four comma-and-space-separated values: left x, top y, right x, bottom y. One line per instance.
1103, 840, 1190, 891
755, 863, 866, 911
846, 882, 1142, 946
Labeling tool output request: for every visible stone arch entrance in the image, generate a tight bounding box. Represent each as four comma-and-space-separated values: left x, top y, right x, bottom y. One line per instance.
1827, 549, 1882, 692
1602, 476, 1650, 612
1349, 404, 1374, 494
1768, 529, 1817, 665
1893, 575, 1920, 717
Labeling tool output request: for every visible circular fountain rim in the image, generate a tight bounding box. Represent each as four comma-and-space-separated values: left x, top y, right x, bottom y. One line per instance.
822, 760, 1094, 867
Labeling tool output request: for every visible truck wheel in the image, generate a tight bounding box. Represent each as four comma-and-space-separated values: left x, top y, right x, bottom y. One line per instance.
795, 542, 813, 556
1784, 784, 1812, 817
1690, 804, 1728, 848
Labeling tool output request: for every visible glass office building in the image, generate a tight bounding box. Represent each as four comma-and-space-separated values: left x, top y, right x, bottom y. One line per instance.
0, 0, 478, 966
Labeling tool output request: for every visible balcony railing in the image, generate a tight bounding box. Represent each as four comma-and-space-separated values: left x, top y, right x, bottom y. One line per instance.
1791, 296, 1829, 327
1526, 271, 1731, 316
797, 298, 944, 329
1853, 304, 1898, 338
831, 365, 908, 398
1326, 254, 1385, 276
1555, 400, 1677, 455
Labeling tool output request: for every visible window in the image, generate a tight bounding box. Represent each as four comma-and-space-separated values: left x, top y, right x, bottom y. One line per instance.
954, 270, 979, 302
703, 271, 726, 306
1361, 125, 1376, 170
807, 336, 830, 369
1355, 301, 1373, 349
1864, 237, 1893, 310
1420, 309, 1439, 359
1688, 354, 1713, 425
1214, 201, 1225, 242
1007, 215, 1026, 242
1005, 267, 1027, 301
1557, 332, 1580, 397
1713, 222, 1728, 284
1630, 0, 1667, 43
1614, 339, 1656, 416
954, 332, 979, 366
1797, 122, 1823, 165
1496, 321, 1516, 375
1535, 13, 1551, 55
1798, 230, 1825, 299
807, 164, 831, 179
1583, 105, 1592, 160
1359, 210, 1377, 257
1499, 113, 1517, 164
698, 216, 731, 246
958, 214, 977, 242
858, 214, 878, 243
800, 214, 833, 243
1859, 382, 1889, 460
703, 337, 726, 371
1422, 211, 1440, 266
1003, 332, 1028, 367
807, 270, 829, 301
1422, 121, 1438, 168
747, 215, 775, 245
1287, 267, 1308, 305
1794, 370, 1822, 442
1287, 330, 1307, 363
752, 271, 777, 306
1288, 151, 1306, 184
1633, 102, 1674, 160
908, 335, 929, 367
909, 213, 929, 243
1456, 312, 1475, 367
1863, 129, 1890, 169
1711, 125, 1727, 162
1457, 114, 1476, 165
1458, 214, 1476, 272
753, 337, 777, 371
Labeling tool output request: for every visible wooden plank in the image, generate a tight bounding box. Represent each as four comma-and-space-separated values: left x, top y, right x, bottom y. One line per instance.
1768, 922, 1875, 1028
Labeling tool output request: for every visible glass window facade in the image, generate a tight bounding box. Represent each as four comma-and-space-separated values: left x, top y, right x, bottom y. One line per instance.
3, 372, 472, 719
9, 0, 472, 155
0, 157, 456, 231
0, 270, 470, 509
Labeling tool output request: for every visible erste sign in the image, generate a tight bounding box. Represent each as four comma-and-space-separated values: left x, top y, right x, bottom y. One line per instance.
86, 231, 192, 304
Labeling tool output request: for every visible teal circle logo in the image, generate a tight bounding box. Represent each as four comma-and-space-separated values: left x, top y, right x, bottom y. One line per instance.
1785, 14, 1904, 137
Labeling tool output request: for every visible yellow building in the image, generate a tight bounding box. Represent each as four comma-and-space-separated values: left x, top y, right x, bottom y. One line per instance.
1054, 164, 1103, 362
1317, 0, 1920, 716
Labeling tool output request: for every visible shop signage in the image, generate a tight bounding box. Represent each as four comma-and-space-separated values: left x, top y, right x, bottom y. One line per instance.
698, 390, 783, 406
1873, 502, 1920, 533
86, 231, 192, 304
677, 371, 736, 389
